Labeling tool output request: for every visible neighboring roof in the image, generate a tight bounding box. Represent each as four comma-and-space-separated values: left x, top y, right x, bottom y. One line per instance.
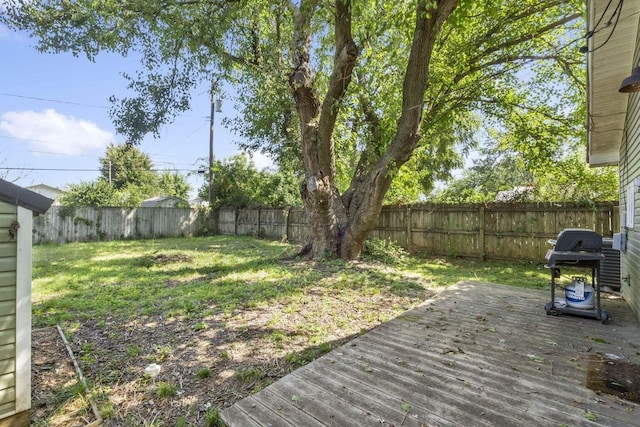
587, 0, 640, 166
0, 179, 54, 214
140, 196, 186, 207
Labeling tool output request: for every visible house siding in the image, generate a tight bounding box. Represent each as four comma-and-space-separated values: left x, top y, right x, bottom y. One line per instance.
619, 21, 640, 320
0, 203, 17, 419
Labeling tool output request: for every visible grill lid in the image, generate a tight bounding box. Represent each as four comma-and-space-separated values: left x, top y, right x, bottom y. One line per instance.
553, 228, 603, 252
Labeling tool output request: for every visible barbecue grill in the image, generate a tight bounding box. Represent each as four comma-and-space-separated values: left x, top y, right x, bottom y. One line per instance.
544, 228, 608, 323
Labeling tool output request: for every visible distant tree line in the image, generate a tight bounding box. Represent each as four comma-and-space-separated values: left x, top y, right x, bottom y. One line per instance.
59, 143, 191, 208
58, 145, 303, 209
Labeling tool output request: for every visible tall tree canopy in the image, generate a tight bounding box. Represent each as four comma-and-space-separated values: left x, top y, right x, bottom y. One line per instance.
100, 143, 156, 190
2, 0, 584, 259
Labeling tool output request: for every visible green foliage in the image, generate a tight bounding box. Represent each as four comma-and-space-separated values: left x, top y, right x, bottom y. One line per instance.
59, 144, 191, 207
362, 238, 410, 265
1, 0, 585, 210
58, 180, 119, 207
158, 171, 191, 201
535, 151, 618, 202
199, 153, 301, 208
431, 144, 618, 203
100, 143, 156, 190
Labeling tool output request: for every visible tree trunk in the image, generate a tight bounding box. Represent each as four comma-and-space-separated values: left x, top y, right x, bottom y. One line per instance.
291, 0, 457, 260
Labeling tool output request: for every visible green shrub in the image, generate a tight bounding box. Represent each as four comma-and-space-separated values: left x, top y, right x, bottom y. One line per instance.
362, 238, 409, 265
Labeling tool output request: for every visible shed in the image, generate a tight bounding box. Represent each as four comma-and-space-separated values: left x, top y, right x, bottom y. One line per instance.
0, 179, 53, 426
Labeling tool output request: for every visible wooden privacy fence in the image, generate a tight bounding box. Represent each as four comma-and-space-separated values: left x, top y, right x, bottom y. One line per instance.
33, 206, 205, 244
34, 202, 619, 262
217, 202, 619, 261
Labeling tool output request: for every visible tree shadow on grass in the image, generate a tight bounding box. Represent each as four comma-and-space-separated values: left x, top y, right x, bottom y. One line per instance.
33, 236, 433, 327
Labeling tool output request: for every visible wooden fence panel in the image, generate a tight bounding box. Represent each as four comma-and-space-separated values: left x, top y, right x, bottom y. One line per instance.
283, 208, 311, 242
217, 209, 236, 235
236, 210, 259, 236
33, 203, 619, 262
370, 207, 409, 249
33, 207, 202, 244
260, 209, 287, 240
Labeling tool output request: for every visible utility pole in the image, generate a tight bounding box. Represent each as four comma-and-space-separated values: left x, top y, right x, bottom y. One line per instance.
208, 89, 215, 207
208, 85, 223, 207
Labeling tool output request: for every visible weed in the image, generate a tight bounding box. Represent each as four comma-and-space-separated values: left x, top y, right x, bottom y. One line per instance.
100, 402, 115, 419
80, 341, 94, 352
155, 345, 173, 362
219, 349, 230, 360
196, 368, 212, 379
205, 408, 226, 427
192, 321, 207, 331
156, 381, 178, 398
126, 345, 141, 357
234, 367, 264, 383
270, 330, 287, 344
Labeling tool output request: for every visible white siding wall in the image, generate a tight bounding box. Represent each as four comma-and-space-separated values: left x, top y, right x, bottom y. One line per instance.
619, 20, 640, 320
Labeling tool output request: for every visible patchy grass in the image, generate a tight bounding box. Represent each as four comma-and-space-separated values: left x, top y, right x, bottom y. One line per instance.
32, 235, 548, 426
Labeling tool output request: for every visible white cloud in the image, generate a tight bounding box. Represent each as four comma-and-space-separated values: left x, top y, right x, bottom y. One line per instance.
0, 109, 113, 155
246, 151, 275, 170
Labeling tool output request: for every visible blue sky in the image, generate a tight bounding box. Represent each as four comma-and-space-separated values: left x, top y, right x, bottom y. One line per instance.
0, 25, 272, 199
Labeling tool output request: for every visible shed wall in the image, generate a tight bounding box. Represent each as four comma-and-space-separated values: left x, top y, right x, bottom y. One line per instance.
0, 202, 17, 419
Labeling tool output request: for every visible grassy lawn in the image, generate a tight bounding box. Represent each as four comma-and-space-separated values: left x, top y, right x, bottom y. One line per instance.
32, 235, 549, 426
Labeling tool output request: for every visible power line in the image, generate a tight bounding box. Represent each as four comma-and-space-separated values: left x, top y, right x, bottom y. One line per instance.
0, 92, 110, 109
0, 92, 208, 119
1, 167, 199, 173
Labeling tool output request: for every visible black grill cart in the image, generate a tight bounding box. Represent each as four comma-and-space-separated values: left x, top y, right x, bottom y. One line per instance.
544, 229, 608, 323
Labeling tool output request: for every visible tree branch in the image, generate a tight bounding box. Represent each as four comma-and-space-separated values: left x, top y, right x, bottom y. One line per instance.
318, 0, 359, 177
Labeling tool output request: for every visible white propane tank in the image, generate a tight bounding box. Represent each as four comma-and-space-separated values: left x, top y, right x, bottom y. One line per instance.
565, 277, 594, 309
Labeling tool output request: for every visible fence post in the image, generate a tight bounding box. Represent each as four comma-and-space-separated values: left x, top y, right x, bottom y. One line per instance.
284, 207, 290, 241
479, 206, 486, 260
257, 208, 261, 236
234, 209, 239, 236
406, 205, 412, 252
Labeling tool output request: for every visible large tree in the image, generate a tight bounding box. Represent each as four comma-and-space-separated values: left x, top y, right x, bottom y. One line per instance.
2, 0, 583, 259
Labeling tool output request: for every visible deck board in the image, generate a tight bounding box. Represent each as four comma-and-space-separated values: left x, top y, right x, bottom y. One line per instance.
222, 281, 640, 427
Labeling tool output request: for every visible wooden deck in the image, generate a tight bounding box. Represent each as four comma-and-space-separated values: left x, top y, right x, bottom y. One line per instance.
221, 281, 640, 426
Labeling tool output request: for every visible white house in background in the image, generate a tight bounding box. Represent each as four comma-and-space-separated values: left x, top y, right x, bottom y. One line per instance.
25, 184, 64, 206
587, 0, 640, 321
0, 179, 53, 426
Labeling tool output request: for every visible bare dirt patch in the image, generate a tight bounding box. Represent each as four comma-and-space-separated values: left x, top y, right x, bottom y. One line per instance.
32, 327, 96, 426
